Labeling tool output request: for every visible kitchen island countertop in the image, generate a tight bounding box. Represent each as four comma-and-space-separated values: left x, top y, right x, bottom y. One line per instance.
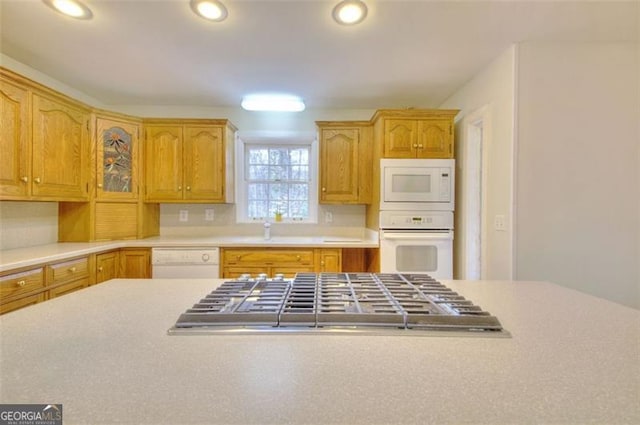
0, 278, 638, 425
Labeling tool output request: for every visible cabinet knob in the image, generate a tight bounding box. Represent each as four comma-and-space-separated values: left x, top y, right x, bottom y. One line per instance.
34, 177, 41, 184
97, 183, 103, 188
178, 186, 182, 191
322, 187, 326, 192
69, 267, 77, 273
236, 255, 241, 261
16, 280, 26, 287
186, 186, 191, 191
98, 266, 103, 272
320, 261, 325, 266
413, 144, 418, 148
418, 144, 423, 148
20, 176, 28, 183
296, 255, 301, 261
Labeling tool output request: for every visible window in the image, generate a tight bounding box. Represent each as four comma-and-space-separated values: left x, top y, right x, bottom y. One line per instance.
236, 134, 318, 223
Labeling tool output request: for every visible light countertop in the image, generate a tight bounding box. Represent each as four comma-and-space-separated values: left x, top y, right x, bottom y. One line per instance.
0, 234, 379, 272
0, 278, 638, 424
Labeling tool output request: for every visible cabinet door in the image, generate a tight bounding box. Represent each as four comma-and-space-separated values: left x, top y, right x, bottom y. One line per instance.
383, 119, 417, 158
184, 126, 224, 201
0, 79, 30, 199
96, 251, 119, 284
119, 249, 151, 278
416, 119, 453, 158
144, 126, 183, 201
96, 117, 139, 200
31, 93, 90, 199
315, 249, 342, 273
319, 128, 359, 203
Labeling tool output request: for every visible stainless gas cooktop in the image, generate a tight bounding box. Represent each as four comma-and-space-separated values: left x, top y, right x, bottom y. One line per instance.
168, 273, 507, 336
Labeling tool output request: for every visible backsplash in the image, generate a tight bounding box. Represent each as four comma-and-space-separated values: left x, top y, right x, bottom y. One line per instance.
0, 201, 58, 250
0, 201, 370, 250
160, 203, 368, 238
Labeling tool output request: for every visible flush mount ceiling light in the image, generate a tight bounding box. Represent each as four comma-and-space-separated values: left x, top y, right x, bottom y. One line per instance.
42, 0, 92, 19
332, 0, 367, 25
190, 0, 228, 22
241, 94, 306, 112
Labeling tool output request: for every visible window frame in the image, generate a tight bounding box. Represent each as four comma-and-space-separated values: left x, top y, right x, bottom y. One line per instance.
235, 132, 318, 224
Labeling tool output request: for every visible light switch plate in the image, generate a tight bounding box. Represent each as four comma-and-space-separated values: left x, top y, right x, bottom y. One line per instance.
179, 210, 189, 222
205, 209, 215, 221
494, 215, 506, 231
325, 211, 333, 223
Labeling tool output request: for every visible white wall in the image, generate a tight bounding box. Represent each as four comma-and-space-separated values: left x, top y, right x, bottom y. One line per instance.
438, 45, 516, 280
515, 42, 639, 309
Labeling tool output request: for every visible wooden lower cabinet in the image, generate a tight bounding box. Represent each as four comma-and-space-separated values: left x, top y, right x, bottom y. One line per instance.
119, 248, 151, 278
96, 250, 119, 284
221, 248, 342, 278
0, 247, 153, 315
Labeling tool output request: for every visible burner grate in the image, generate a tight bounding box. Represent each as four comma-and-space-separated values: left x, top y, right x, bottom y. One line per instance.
172, 273, 504, 333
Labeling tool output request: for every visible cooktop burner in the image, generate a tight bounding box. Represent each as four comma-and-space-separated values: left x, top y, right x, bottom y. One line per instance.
168, 273, 506, 336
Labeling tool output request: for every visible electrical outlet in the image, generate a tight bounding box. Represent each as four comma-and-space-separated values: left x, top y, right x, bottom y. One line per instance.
494, 215, 506, 231
179, 210, 189, 222
324, 211, 333, 223
205, 209, 215, 221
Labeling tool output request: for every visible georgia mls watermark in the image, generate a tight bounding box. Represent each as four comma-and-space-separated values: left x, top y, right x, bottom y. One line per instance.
0, 404, 62, 425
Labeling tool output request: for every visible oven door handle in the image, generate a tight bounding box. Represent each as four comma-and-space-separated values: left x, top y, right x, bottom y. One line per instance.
381, 231, 453, 241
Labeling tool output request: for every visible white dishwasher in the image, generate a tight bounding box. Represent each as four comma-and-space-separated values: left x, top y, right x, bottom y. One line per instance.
151, 247, 219, 278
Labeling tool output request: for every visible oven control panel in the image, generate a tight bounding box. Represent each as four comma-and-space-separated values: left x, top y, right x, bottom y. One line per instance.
379, 210, 453, 229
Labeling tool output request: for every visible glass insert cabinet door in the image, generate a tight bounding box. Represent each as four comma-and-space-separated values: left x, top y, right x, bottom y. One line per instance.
95, 117, 139, 201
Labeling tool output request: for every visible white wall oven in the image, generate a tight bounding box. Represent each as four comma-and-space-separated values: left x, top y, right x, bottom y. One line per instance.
379, 211, 453, 279
380, 159, 455, 211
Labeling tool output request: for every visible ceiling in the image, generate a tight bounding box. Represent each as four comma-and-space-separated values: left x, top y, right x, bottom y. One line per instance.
0, 0, 637, 110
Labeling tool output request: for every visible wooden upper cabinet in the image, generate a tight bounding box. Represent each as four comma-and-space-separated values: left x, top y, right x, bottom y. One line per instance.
144, 119, 235, 203
144, 125, 183, 202
31, 92, 90, 200
95, 116, 140, 201
317, 121, 372, 204
0, 78, 30, 199
374, 110, 458, 159
184, 126, 224, 201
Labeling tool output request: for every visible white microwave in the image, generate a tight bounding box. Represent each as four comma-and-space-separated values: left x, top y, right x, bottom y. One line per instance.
380, 158, 455, 211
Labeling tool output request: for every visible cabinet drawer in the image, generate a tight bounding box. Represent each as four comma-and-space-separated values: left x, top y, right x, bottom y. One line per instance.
271, 267, 315, 278
0, 268, 45, 299
1, 292, 46, 314
223, 249, 314, 265
48, 277, 89, 299
48, 257, 90, 284
223, 267, 270, 279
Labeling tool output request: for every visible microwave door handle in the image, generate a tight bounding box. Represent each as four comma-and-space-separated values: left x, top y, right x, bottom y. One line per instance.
382, 232, 453, 240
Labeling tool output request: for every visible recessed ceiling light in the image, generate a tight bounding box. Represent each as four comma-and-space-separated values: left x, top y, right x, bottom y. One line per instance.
42, 0, 92, 19
190, 0, 228, 22
332, 0, 367, 25
241, 94, 306, 112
